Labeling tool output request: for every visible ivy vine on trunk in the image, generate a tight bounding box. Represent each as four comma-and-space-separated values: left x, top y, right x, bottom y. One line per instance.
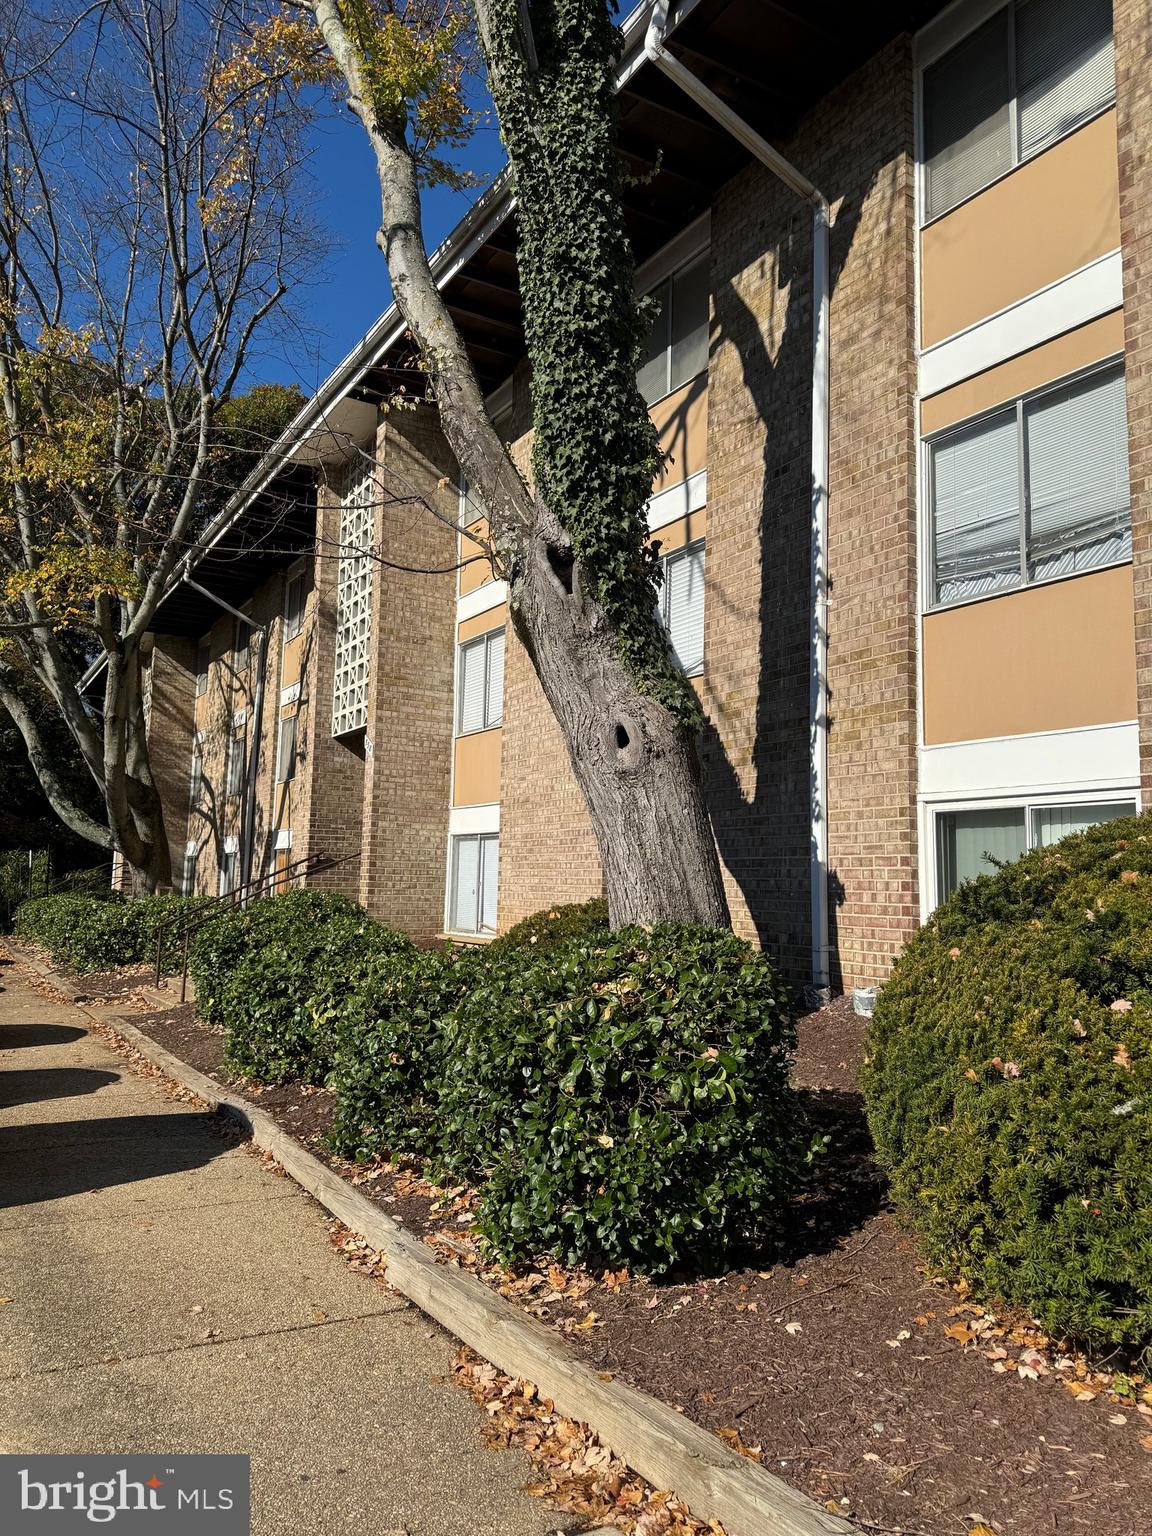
308, 0, 730, 927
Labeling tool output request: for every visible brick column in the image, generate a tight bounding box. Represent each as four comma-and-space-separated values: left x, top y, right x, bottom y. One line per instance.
705, 38, 919, 988
356, 406, 458, 941
1115, 0, 1152, 794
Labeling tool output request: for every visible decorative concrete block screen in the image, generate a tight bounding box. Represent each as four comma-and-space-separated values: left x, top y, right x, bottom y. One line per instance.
331, 460, 374, 738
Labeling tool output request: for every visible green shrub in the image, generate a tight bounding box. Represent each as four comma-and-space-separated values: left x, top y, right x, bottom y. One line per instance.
864, 812, 1152, 1352
486, 897, 609, 959
436, 925, 810, 1275
325, 945, 482, 1161
192, 890, 415, 1082
14, 891, 208, 972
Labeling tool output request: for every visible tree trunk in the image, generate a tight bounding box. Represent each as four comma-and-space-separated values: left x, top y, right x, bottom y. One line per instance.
514, 520, 729, 926
310, 0, 731, 930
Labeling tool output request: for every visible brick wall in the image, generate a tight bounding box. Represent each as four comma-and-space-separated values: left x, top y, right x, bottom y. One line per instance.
1116, 0, 1152, 795
704, 38, 919, 988
296, 485, 366, 900
357, 406, 458, 941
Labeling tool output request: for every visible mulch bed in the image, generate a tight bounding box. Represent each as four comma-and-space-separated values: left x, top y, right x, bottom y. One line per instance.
48, 968, 1152, 1536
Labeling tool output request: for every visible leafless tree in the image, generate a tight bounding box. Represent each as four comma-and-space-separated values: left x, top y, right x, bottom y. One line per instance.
0, 0, 312, 889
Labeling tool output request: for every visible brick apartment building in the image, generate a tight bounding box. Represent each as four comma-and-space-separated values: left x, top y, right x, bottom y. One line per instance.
127, 0, 1152, 990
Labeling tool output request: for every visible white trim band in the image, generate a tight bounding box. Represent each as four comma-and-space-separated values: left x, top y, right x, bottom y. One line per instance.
919, 720, 1138, 801
647, 468, 707, 533
456, 579, 509, 625
448, 803, 501, 836
920, 250, 1123, 398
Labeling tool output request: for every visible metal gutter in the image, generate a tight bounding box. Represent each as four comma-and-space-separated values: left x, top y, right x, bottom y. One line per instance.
644, 0, 833, 993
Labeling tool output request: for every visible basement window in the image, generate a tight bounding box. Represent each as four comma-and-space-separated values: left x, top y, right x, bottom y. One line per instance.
448, 832, 499, 935
935, 797, 1136, 902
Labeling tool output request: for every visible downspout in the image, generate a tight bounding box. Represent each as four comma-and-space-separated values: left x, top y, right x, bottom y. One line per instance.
180, 570, 270, 903
644, 1, 832, 993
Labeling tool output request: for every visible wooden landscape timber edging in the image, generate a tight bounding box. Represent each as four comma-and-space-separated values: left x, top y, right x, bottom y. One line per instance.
14, 948, 857, 1536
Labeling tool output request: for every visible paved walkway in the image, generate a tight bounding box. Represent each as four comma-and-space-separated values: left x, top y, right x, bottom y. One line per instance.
0, 956, 570, 1536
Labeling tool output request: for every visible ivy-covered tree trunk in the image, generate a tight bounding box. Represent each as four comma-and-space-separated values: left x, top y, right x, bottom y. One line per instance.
311, 0, 730, 927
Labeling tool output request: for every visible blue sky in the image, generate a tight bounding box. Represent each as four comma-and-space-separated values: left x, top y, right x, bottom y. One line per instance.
254, 107, 508, 396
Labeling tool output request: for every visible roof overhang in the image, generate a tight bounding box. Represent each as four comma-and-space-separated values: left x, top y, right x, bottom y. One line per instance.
148, 0, 948, 638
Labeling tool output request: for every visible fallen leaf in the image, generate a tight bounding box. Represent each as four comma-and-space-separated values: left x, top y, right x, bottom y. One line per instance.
783, 1321, 802, 1336
1109, 1413, 1128, 1426
1140, 1434, 1152, 1453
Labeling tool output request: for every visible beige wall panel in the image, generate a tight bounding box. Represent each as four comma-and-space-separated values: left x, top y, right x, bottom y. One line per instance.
649, 506, 708, 554
923, 565, 1136, 744
457, 602, 508, 644
921, 310, 1126, 434
920, 111, 1120, 347
459, 515, 497, 595
652, 375, 708, 493
453, 727, 502, 806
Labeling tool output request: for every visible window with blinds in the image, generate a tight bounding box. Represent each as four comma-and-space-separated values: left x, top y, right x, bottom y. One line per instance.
456, 627, 505, 735
929, 363, 1130, 607
936, 797, 1136, 901
922, 0, 1115, 221
659, 541, 706, 675
276, 712, 297, 784
638, 254, 710, 406
449, 832, 499, 934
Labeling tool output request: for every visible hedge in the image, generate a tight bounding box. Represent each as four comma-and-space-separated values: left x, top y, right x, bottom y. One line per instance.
188, 890, 415, 1082
864, 813, 1152, 1352
15, 891, 210, 973
486, 897, 609, 958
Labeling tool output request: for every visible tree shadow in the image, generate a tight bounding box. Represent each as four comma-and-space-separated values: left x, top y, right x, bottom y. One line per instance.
0, 1066, 121, 1108
0, 1023, 87, 1048
698, 73, 910, 992
0, 1111, 231, 1209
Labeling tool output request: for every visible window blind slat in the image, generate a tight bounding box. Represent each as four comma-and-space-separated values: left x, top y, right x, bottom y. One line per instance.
1025, 367, 1131, 581
1016, 0, 1115, 159
485, 630, 505, 727
664, 544, 706, 674
924, 11, 1013, 218
932, 413, 1022, 604
458, 639, 488, 734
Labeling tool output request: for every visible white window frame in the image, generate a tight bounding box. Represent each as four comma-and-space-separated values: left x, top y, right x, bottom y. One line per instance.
455, 627, 505, 736
182, 841, 198, 898
233, 613, 251, 673
446, 831, 499, 936
637, 250, 710, 409
283, 569, 306, 644
658, 537, 706, 677
275, 711, 298, 784
918, 0, 1117, 227
225, 726, 246, 800
928, 788, 1139, 908
188, 730, 203, 813
219, 836, 239, 897
922, 356, 1130, 615
195, 639, 210, 698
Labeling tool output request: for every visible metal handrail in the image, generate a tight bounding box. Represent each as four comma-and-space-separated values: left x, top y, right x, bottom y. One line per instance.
151, 850, 361, 1003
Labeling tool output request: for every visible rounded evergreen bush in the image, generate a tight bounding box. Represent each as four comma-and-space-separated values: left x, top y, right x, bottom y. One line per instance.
864, 812, 1152, 1352
438, 924, 810, 1275
486, 897, 609, 959
190, 890, 414, 1082
325, 944, 481, 1162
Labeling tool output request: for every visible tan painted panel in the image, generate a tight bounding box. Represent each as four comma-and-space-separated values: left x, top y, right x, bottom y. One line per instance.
920, 112, 1120, 348
649, 506, 708, 554
923, 565, 1136, 744
459, 515, 497, 596
453, 726, 502, 806
457, 603, 508, 644
921, 311, 1126, 434
651, 375, 708, 493
280, 627, 304, 690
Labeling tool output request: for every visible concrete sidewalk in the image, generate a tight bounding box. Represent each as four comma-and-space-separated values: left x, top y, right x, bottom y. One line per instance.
0, 956, 572, 1536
